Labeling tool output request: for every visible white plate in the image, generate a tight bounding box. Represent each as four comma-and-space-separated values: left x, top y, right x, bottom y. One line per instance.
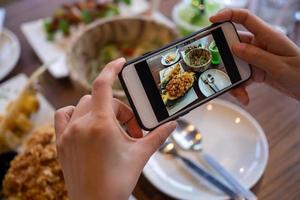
143, 99, 269, 200
198, 69, 231, 97
0, 28, 21, 81
0, 74, 55, 131
161, 50, 181, 66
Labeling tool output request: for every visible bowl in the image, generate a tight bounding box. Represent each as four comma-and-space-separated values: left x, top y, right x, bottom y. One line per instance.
67, 17, 179, 98
183, 48, 211, 72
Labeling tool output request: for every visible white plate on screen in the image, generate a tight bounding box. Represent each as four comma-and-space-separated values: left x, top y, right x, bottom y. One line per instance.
0, 28, 21, 81
161, 50, 181, 66
199, 69, 231, 97
143, 99, 269, 200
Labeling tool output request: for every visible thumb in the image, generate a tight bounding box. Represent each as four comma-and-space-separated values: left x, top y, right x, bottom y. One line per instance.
140, 121, 177, 156
232, 43, 281, 76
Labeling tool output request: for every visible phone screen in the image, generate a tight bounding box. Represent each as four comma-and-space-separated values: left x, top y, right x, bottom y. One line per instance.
133, 27, 242, 122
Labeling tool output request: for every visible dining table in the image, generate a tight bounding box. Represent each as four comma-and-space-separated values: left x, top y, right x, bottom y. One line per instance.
1, 0, 300, 199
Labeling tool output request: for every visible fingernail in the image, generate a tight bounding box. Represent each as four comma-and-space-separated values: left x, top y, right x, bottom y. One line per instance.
116, 57, 126, 63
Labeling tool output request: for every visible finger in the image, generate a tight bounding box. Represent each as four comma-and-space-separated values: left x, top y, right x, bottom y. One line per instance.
113, 98, 143, 138
55, 106, 75, 139
232, 43, 283, 75
92, 57, 126, 111
139, 121, 177, 156
70, 95, 92, 122
238, 31, 254, 44
230, 86, 249, 105
210, 8, 272, 36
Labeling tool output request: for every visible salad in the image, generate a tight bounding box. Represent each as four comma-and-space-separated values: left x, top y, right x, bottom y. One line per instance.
43, 0, 131, 41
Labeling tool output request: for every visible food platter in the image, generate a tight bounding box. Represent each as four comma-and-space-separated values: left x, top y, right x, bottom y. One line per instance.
20, 0, 175, 79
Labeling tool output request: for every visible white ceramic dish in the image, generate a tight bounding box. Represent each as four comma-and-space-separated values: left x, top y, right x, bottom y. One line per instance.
0, 28, 21, 81
161, 50, 181, 66
143, 98, 269, 200
198, 69, 231, 97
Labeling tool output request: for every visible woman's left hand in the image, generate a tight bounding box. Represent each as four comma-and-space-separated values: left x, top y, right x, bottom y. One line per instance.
54, 58, 177, 200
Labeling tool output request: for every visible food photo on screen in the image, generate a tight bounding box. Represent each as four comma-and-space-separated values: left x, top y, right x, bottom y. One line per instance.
147, 32, 233, 116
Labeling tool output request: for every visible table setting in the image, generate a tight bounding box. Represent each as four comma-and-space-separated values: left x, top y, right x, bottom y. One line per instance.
0, 0, 300, 199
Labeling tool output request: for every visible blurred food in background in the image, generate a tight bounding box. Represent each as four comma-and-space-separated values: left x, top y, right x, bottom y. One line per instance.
2, 126, 68, 200
67, 17, 179, 99
0, 68, 46, 153
43, 0, 132, 41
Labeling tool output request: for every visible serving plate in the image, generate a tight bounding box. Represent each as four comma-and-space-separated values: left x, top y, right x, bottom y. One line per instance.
143, 99, 269, 200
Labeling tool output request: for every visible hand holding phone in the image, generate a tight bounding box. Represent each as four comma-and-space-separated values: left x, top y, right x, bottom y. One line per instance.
120, 22, 251, 130
210, 9, 300, 102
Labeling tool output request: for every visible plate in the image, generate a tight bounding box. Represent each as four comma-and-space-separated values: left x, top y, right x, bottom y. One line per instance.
143, 99, 269, 200
161, 50, 181, 66
0, 29, 21, 81
198, 69, 231, 97
0, 74, 55, 134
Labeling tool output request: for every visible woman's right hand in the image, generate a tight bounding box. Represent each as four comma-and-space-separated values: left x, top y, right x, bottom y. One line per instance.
210, 8, 300, 102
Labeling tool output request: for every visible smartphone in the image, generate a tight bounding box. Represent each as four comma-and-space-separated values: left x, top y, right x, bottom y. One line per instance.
119, 22, 251, 130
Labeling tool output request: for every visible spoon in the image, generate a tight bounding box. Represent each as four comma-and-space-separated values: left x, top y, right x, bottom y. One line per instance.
172, 119, 257, 200
159, 139, 240, 199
